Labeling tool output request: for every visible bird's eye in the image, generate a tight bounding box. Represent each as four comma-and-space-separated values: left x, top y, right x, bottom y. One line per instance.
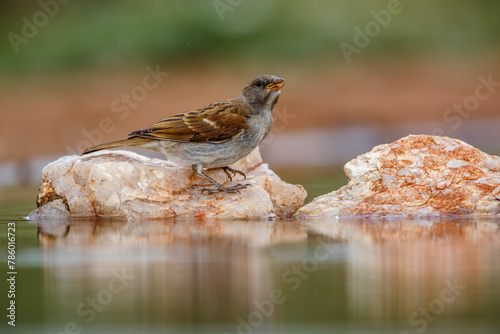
255, 80, 263, 88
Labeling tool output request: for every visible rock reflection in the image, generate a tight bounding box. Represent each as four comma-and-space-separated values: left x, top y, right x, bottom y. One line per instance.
32, 217, 500, 331
34, 218, 307, 330
35, 218, 308, 248
309, 217, 500, 323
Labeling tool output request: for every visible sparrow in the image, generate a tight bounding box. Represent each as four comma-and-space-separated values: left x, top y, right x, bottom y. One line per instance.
82, 75, 285, 194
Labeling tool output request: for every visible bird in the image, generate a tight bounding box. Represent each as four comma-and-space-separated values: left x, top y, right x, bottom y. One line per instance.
82, 74, 285, 194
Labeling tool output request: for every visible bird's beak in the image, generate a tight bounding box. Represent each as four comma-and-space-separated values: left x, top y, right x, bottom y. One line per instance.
266, 78, 285, 91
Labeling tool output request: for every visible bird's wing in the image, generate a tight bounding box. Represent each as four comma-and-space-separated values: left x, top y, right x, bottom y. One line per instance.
128, 100, 247, 143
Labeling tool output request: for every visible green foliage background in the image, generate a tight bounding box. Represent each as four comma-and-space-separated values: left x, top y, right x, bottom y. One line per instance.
1, 0, 499, 74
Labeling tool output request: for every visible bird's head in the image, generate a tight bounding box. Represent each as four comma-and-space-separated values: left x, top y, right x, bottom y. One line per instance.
238, 75, 285, 111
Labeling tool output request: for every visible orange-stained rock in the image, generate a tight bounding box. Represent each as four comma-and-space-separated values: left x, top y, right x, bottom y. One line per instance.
29, 148, 306, 219
296, 135, 500, 216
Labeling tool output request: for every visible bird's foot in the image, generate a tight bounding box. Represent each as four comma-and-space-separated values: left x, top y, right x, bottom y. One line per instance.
201, 183, 251, 195
221, 166, 247, 182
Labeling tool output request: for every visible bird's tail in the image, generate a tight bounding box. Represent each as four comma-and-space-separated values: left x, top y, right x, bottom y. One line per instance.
81, 137, 152, 155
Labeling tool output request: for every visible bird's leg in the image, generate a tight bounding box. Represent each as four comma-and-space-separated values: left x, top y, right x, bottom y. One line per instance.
192, 164, 250, 195
221, 166, 247, 182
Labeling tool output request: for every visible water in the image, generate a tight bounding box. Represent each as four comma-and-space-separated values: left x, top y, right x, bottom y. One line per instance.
1, 186, 500, 333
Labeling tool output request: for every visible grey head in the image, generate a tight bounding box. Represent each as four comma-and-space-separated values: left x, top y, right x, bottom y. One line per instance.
238, 75, 285, 111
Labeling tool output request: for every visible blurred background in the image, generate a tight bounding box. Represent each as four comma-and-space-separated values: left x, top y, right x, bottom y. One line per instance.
1, 3, 500, 333
1, 0, 499, 197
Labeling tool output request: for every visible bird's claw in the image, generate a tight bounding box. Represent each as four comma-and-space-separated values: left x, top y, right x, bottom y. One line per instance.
222, 167, 247, 182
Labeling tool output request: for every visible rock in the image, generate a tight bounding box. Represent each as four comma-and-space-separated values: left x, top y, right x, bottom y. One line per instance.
296, 135, 500, 216
29, 148, 306, 219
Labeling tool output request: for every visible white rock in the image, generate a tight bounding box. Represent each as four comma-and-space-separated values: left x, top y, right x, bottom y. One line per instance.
30, 148, 306, 219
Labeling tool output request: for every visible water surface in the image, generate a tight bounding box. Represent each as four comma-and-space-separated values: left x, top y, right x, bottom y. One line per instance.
1, 187, 500, 333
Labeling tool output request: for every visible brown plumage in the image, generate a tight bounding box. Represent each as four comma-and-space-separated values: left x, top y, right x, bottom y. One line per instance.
130, 100, 248, 143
